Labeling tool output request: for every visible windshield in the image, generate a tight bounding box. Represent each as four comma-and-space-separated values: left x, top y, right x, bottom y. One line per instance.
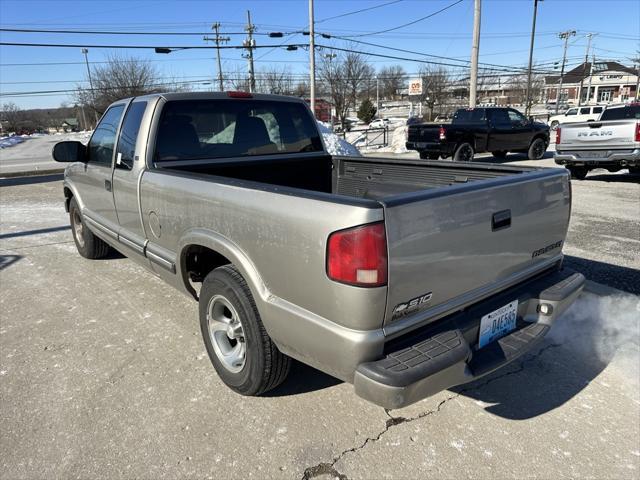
154, 99, 323, 162
599, 105, 640, 121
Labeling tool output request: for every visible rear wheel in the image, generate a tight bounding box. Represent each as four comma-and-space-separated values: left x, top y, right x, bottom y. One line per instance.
69, 197, 110, 259
199, 265, 291, 396
453, 142, 474, 162
528, 137, 547, 160
491, 151, 507, 158
568, 166, 588, 180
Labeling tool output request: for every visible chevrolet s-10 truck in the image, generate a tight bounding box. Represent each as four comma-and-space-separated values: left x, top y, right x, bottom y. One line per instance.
53, 92, 584, 409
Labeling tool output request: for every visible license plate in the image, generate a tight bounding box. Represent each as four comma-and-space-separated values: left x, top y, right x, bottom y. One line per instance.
416, 142, 428, 148
478, 300, 518, 348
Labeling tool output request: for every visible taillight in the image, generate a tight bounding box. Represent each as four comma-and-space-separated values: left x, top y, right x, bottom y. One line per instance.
555, 127, 561, 145
227, 91, 253, 98
439, 127, 446, 141
635, 122, 640, 142
327, 222, 387, 287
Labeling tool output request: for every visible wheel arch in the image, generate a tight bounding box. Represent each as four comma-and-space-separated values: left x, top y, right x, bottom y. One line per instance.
177, 229, 268, 304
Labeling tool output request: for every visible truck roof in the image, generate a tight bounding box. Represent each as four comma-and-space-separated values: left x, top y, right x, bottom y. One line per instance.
123, 91, 307, 104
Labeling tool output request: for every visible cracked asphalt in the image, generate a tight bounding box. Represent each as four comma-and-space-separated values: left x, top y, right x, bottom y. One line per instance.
1, 170, 639, 479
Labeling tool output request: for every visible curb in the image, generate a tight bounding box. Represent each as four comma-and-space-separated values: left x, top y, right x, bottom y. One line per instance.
0, 168, 65, 179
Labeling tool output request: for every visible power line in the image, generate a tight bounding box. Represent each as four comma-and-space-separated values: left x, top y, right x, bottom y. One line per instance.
0, 27, 276, 36
316, 0, 403, 24
0, 41, 308, 50
338, 0, 464, 38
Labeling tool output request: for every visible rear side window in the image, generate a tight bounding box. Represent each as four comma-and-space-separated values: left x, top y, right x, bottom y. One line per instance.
487, 109, 510, 126
452, 109, 486, 124
593, 107, 603, 114
599, 106, 640, 121
117, 101, 147, 167
88, 105, 125, 166
154, 99, 323, 162
580, 107, 591, 115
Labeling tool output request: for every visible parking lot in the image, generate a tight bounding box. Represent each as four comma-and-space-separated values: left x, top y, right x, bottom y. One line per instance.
1, 152, 639, 479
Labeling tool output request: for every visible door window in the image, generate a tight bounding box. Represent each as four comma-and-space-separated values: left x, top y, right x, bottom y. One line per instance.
88, 105, 125, 166
593, 107, 603, 114
565, 108, 578, 116
116, 101, 147, 169
507, 110, 527, 126
579, 107, 591, 115
488, 109, 510, 126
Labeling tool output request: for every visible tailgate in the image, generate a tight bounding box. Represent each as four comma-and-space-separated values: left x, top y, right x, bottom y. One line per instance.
559, 120, 637, 150
381, 168, 571, 328
408, 124, 443, 143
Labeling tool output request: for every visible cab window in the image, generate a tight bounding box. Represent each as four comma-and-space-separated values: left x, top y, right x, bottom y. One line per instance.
88, 105, 125, 166
116, 101, 147, 169
507, 109, 527, 126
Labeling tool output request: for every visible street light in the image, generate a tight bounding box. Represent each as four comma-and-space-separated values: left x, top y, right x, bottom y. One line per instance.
81, 48, 98, 126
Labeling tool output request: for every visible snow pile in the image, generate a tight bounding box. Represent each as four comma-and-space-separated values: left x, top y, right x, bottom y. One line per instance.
316, 122, 361, 156
390, 125, 409, 153
0, 136, 26, 149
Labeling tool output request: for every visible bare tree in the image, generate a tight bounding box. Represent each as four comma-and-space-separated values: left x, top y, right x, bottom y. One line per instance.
319, 54, 350, 128
418, 65, 452, 121
0, 102, 21, 132
256, 65, 294, 95
75, 54, 169, 115
378, 65, 406, 100
225, 65, 251, 92
344, 50, 375, 105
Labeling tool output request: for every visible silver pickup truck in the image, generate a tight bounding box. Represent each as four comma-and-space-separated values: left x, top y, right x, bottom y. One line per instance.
555, 103, 640, 179
53, 92, 584, 409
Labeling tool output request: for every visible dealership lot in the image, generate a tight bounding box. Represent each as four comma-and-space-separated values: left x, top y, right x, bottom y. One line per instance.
1, 159, 639, 479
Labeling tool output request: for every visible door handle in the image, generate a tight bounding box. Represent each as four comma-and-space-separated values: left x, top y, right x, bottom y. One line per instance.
492, 209, 511, 231
105, 179, 112, 192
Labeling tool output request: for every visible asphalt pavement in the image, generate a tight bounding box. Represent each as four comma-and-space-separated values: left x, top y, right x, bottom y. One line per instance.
1, 157, 639, 479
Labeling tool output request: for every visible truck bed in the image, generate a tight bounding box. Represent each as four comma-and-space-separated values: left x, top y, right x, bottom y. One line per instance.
161, 154, 536, 200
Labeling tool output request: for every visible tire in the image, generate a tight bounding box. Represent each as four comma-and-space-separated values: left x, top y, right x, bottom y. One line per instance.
491, 151, 507, 158
550, 121, 559, 130
199, 265, 291, 396
528, 137, 547, 160
453, 142, 474, 162
568, 166, 588, 180
69, 197, 110, 259
419, 151, 440, 160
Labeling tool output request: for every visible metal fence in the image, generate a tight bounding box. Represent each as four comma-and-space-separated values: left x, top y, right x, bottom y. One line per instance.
338, 127, 389, 148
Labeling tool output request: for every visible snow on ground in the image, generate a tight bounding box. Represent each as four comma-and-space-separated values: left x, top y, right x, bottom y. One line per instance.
317, 121, 361, 156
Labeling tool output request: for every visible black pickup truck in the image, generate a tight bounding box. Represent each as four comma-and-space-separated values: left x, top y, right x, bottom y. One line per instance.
406, 107, 550, 161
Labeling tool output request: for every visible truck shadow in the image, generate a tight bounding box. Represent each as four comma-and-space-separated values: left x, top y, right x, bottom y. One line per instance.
580, 171, 639, 183
452, 290, 639, 420
0, 254, 22, 271
263, 361, 342, 397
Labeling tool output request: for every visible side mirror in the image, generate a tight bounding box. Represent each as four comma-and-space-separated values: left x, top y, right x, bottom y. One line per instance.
52, 141, 87, 163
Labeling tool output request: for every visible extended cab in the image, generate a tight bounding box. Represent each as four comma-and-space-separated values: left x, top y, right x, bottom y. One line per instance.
554, 103, 640, 179
53, 92, 583, 409
406, 107, 550, 162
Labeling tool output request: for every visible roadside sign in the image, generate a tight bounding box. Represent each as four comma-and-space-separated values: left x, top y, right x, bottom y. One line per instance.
408, 78, 423, 96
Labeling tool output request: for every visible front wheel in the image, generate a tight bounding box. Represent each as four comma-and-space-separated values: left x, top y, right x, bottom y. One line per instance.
568, 166, 588, 180
453, 142, 474, 162
69, 197, 110, 259
528, 138, 547, 160
199, 265, 291, 396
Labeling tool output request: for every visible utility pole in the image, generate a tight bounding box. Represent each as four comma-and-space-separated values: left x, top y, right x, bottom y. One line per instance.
204, 23, 230, 91
586, 53, 595, 104
524, 0, 541, 116
309, 0, 316, 117
555, 30, 576, 114
577, 33, 594, 106
469, 0, 481, 108
81, 48, 99, 125
376, 76, 380, 118
243, 11, 256, 92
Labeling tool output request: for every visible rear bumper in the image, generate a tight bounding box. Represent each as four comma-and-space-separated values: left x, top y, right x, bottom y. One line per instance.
554, 148, 640, 167
405, 141, 454, 156
354, 268, 585, 409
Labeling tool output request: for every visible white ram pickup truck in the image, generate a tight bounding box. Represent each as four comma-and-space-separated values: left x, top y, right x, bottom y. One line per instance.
554, 103, 640, 179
